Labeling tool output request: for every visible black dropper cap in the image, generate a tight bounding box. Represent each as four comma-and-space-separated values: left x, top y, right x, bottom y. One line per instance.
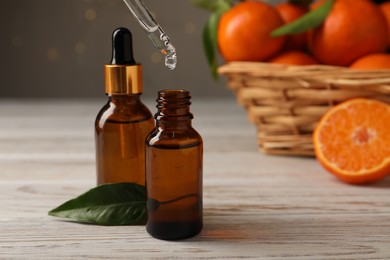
110, 27, 136, 65
105, 27, 142, 94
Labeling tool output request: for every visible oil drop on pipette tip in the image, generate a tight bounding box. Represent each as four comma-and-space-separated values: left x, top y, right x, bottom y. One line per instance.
162, 43, 177, 70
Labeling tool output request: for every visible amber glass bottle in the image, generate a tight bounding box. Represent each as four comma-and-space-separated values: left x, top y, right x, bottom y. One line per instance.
95, 28, 154, 185
145, 90, 203, 240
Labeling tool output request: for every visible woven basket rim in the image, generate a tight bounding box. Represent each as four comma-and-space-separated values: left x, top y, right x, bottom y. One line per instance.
218, 61, 390, 72
218, 62, 390, 85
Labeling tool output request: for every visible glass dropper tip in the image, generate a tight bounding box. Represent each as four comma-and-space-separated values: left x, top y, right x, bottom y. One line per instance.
162, 44, 177, 70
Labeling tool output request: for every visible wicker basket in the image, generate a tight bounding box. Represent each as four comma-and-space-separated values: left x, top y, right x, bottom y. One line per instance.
218, 62, 390, 156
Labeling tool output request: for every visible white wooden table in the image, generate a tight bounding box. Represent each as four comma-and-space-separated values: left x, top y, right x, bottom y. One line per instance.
1, 99, 390, 259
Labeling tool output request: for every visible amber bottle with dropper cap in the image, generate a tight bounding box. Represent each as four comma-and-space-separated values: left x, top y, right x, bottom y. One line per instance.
146, 90, 203, 240
95, 27, 154, 185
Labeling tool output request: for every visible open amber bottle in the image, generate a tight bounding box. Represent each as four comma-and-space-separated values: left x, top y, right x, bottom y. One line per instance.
145, 90, 203, 240
95, 28, 154, 185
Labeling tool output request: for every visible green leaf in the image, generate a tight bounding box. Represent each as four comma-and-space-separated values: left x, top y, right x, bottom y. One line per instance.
48, 183, 146, 226
271, 0, 334, 37
193, 0, 233, 80
191, 0, 219, 12
203, 5, 231, 80
288, 0, 314, 8
191, 0, 232, 12
203, 11, 221, 80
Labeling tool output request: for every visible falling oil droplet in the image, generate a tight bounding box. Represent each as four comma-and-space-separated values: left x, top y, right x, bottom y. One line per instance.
162, 43, 177, 70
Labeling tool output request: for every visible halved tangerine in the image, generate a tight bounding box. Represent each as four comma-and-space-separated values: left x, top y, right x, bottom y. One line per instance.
313, 98, 390, 184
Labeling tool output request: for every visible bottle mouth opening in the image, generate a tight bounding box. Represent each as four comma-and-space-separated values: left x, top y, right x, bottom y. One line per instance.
158, 89, 190, 97
160, 89, 188, 93
156, 89, 191, 108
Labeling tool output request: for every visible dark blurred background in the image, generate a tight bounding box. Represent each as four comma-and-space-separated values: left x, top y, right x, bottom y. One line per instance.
0, 0, 236, 98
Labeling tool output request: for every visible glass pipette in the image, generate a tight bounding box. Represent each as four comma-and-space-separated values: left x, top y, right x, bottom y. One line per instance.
122, 0, 177, 70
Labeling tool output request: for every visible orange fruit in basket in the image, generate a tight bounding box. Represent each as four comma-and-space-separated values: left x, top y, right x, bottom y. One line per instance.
218, 1, 286, 62
275, 3, 308, 50
308, 0, 388, 66
269, 51, 319, 65
379, 2, 390, 46
313, 98, 390, 184
350, 53, 390, 69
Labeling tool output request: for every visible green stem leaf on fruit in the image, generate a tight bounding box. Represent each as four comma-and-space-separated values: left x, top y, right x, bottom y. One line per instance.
194, 0, 232, 79
288, 0, 314, 8
272, 0, 334, 37
48, 183, 146, 226
191, 0, 232, 12
203, 10, 224, 80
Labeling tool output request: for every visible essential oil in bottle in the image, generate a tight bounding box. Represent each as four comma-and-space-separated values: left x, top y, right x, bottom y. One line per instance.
95, 27, 154, 185
145, 90, 203, 240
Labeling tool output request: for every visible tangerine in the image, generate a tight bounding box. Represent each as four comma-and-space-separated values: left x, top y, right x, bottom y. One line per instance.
313, 98, 390, 184
350, 53, 390, 69
308, 0, 388, 66
218, 1, 286, 62
275, 3, 308, 51
269, 51, 318, 65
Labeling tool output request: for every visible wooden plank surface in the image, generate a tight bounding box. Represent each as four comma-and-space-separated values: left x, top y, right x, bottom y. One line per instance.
1, 99, 390, 259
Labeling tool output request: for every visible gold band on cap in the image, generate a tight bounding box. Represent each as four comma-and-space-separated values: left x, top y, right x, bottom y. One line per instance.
105, 65, 142, 94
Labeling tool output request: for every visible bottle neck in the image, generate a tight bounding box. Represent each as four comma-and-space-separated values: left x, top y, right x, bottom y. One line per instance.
108, 93, 141, 105
155, 90, 193, 129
